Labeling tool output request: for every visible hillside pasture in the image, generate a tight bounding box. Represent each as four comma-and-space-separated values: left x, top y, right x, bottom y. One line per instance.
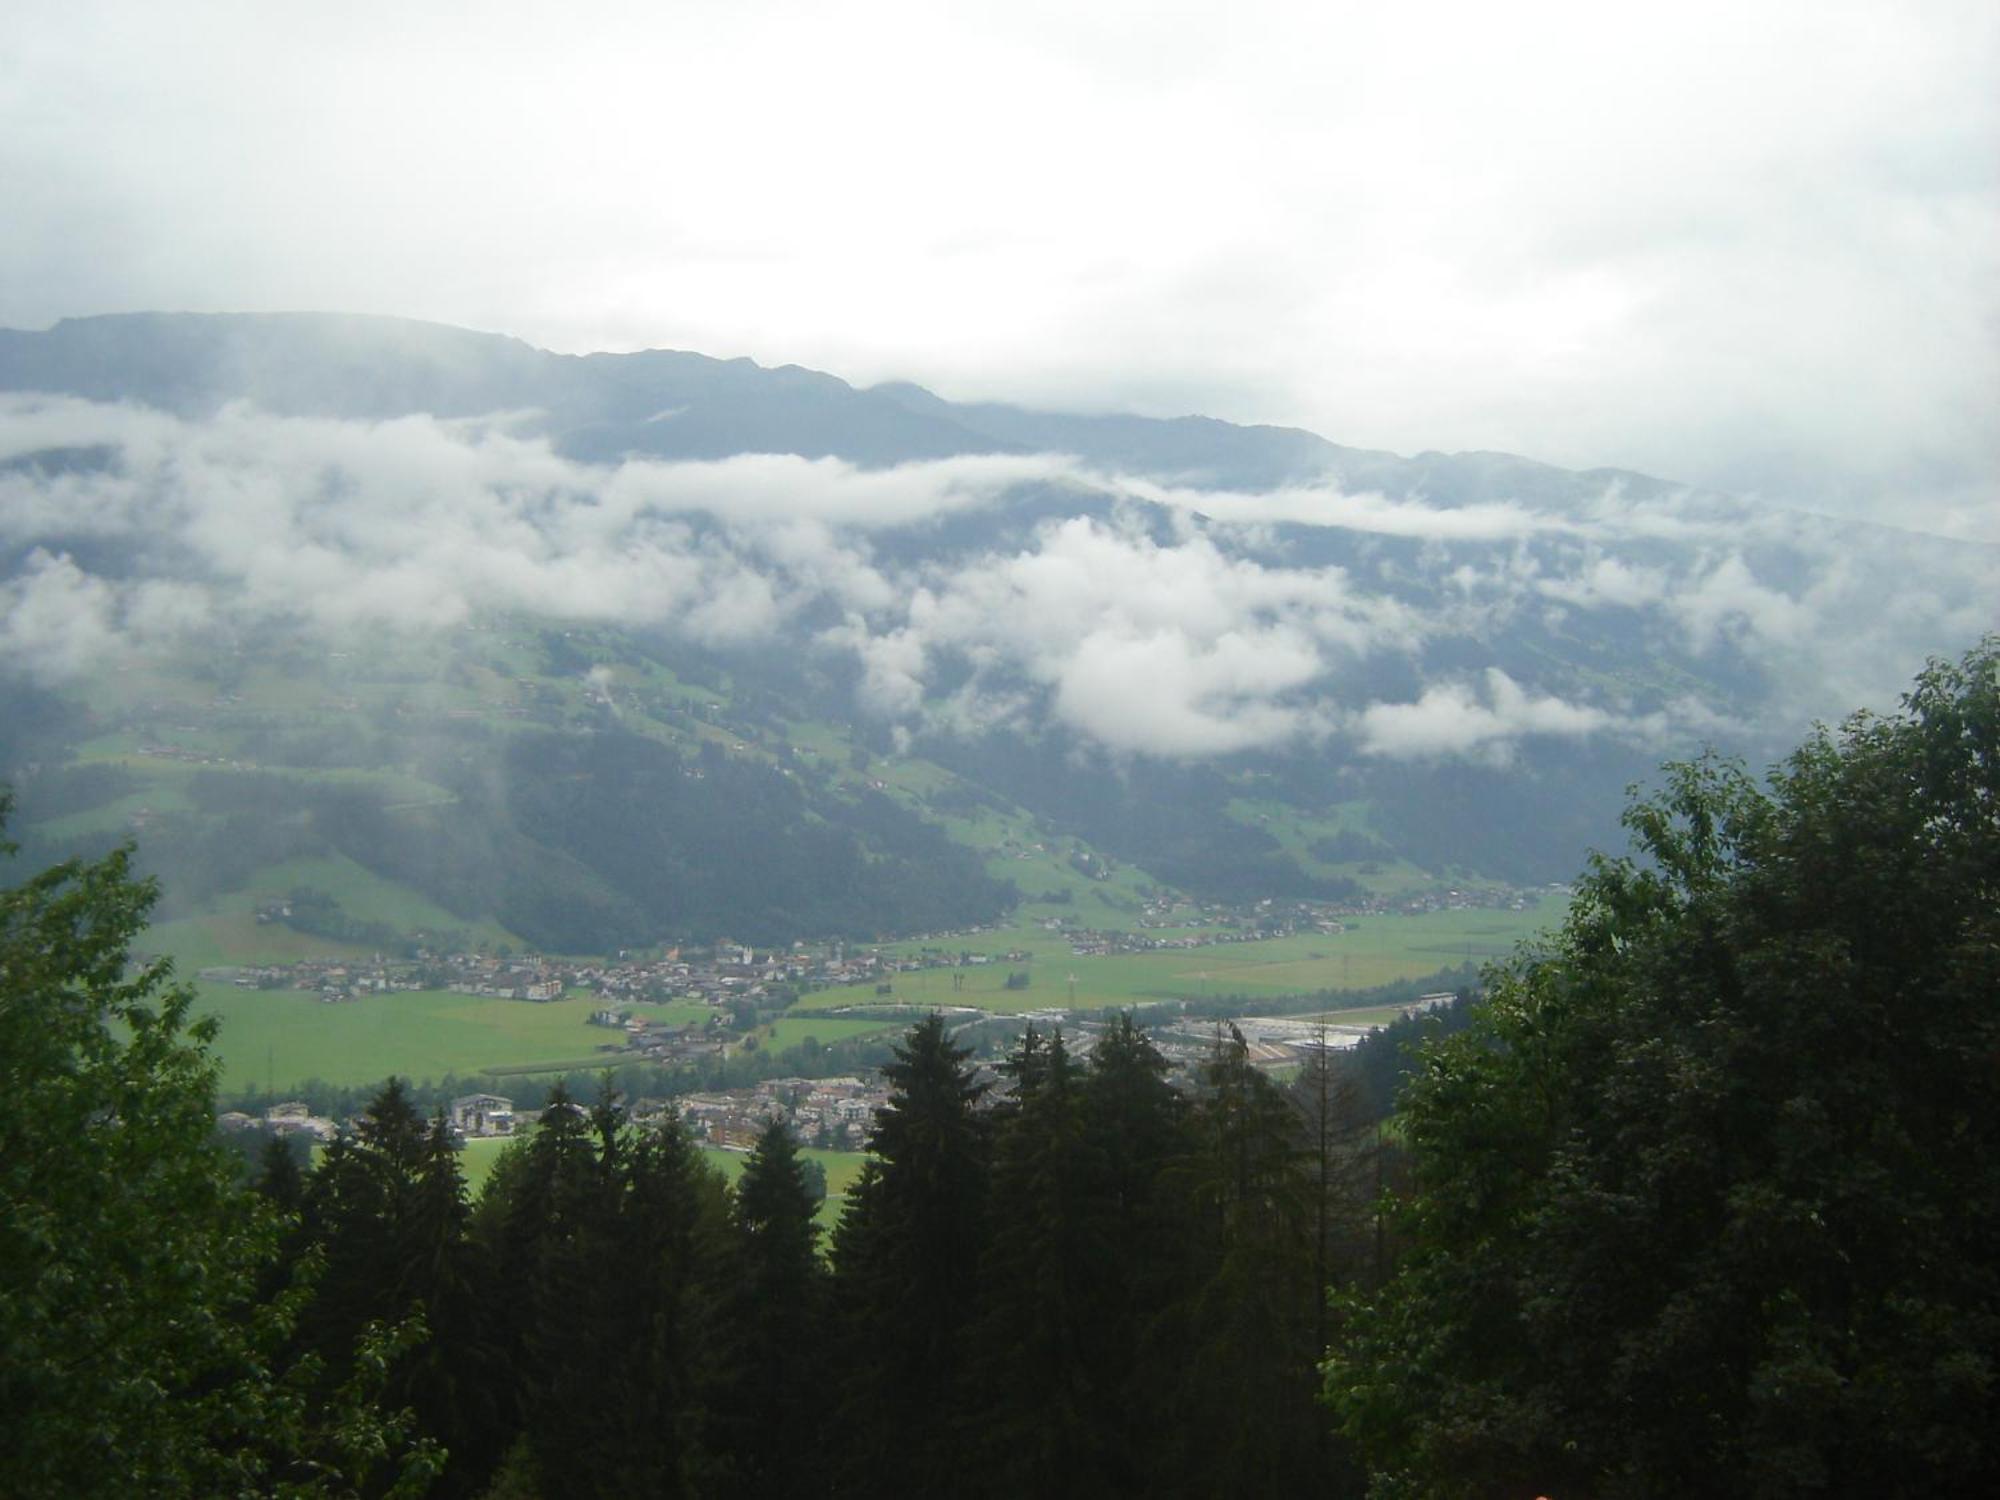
147, 912, 384, 972
140, 853, 522, 968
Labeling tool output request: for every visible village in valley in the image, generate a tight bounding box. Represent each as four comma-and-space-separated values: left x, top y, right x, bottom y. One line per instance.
215, 987, 1459, 1168
193, 887, 1519, 1164
219, 1071, 898, 1160
218, 878, 1542, 1008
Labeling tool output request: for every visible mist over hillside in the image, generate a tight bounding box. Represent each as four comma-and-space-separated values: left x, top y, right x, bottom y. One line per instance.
2, 312, 1993, 950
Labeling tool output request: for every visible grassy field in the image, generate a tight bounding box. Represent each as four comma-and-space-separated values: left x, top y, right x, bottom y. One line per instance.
189, 984, 636, 1095
459, 1133, 519, 1197
756, 1015, 898, 1052
454, 1132, 868, 1236
796, 895, 1564, 1017
34, 780, 197, 839
780, 717, 1164, 925
1221, 795, 1468, 896
628, 1000, 719, 1029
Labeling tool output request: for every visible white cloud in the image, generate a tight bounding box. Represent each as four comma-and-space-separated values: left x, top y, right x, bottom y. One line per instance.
0, 396, 1055, 648
1537, 553, 1670, 610
1109, 475, 1559, 542
0, 394, 1992, 765
1354, 669, 1656, 764
598, 450, 1077, 531
1049, 626, 1326, 758
0, 549, 126, 682
828, 619, 930, 720
1672, 552, 1821, 654
856, 514, 1420, 756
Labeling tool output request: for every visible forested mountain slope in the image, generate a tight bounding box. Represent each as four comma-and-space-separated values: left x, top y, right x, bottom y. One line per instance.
3, 313, 1993, 953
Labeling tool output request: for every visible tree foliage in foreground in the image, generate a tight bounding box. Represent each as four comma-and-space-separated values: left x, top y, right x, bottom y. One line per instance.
0, 795, 435, 1497
1325, 642, 2000, 1498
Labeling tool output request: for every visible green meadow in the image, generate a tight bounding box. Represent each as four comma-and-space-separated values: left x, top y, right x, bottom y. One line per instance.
796, 893, 1564, 1017
755, 1015, 898, 1052
454, 1129, 868, 1235
457, 1133, 519, 1197
188, 984, 637, 1095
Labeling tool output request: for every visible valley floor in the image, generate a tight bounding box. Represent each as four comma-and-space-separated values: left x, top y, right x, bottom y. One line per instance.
177, 892, 1563, 1097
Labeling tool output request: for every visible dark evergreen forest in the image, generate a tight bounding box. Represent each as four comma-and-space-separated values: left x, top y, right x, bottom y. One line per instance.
234, 1013, 1383, 1498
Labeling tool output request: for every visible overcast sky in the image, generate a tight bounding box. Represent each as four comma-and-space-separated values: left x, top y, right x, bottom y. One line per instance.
3, 0, 1994, 532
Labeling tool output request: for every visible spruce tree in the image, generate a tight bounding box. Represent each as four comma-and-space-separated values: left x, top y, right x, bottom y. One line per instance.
255, 1130, 307, 1216
967, 1029, 1114, 1494
611, 1110, 731, 1498
477, 1083, 730, 1497
253, 1132, 312, 1304
1160, 1026, 1326, 1494
1083, 1013, 1196, 1490
499, 1082, 624, 1497
397, 1110, 500, 1498
714, 1118, 828, 1498
294, 1080, 499, 1493
1084, 1013, 1189, 1288
298, 1080, 431, 1369
831, 1013, 990, 1493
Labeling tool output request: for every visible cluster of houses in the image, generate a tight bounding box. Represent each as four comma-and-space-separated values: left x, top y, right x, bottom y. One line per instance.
556, 945, 885, 1008
218, 1080, 888, 1157
1371, 886, 1553, 916
663, 1021, 1393, 1150
675, 1076, 888, 1152
447, 1092, 517, 1137
207, 941, 896, 1010
212, 875, 1543, 1012
222, 954, 427, 1003
217, 1099, 341, 1142
586, 1007, 730, 1065
441, 955, 564, 1002
215, 1094, 522, 1145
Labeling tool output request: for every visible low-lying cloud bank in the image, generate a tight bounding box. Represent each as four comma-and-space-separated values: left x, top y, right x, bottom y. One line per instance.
2, 395, 1992, 763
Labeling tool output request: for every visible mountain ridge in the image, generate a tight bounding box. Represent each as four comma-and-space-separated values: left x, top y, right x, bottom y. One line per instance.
3, 309, 1682, 503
